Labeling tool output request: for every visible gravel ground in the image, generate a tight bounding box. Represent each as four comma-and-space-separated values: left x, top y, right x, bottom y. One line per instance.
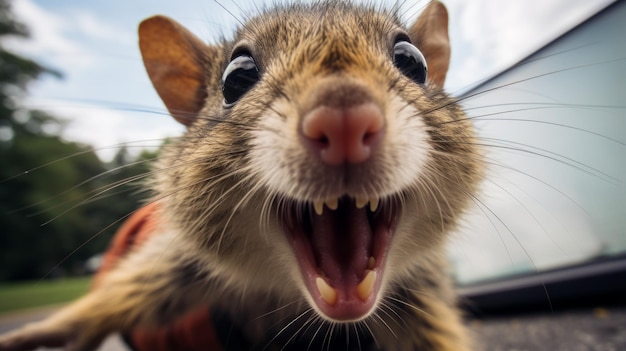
468, 306, 626, 351
0, 306, 129, 351
2, 304, 625, 350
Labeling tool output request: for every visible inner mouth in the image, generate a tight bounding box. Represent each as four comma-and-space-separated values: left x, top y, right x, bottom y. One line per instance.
283, 195, 399, 321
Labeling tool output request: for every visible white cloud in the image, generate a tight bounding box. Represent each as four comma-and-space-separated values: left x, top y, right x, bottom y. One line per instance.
444, 0, 613, 92
4, 0, 135, 71
23, 97, 185, 162
72, 10, 134, 46
3, 0, 167, 161
4, 0, 86, 63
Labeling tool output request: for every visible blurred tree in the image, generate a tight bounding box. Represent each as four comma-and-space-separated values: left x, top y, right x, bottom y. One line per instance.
0, 0, 156, 281
0, 110, 105, 280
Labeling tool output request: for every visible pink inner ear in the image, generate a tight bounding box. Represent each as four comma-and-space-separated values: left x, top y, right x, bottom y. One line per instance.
138, 15, 210, 126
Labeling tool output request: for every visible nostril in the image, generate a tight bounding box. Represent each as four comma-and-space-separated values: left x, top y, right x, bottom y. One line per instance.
363, 131, 376, 144
318, 135, 329, 146
307, 135, 330, 153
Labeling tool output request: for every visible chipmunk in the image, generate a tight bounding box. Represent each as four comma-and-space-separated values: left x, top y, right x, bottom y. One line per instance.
0, 1, 483, 350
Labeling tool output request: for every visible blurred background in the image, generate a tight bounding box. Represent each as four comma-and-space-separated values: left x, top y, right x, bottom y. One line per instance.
0, 0, 626, 350
0, 0, 624, 349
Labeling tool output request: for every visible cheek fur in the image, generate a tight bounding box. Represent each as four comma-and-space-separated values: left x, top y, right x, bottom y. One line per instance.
381, 95, 433, 194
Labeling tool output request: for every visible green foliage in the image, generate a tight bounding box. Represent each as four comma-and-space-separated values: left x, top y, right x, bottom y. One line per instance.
0, 277, 92, 314
0, 115, 158, 281
0, 0, 158, 281
0, 0, 27, 37
0, 125, 158, 281
0, 0, 60, 124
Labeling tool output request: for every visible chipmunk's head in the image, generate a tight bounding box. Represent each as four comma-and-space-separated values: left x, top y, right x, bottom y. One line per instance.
139, 0, 481, 324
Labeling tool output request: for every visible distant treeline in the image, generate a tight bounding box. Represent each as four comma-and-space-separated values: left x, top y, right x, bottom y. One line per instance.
0, 0, 158, 281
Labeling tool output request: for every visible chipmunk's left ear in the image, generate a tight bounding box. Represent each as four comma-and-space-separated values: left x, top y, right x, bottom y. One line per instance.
409, 1, 450, 88
139, 16, 220, 126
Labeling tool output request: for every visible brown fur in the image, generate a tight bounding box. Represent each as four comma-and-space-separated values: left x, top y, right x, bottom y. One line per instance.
0, 1, 482, 350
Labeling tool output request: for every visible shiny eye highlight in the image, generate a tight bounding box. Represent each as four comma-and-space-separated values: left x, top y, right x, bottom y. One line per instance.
393, 41, 427, 85
222, 54, 260, 106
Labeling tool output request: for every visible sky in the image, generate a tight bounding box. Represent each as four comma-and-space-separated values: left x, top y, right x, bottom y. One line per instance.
3, 0, 613, 161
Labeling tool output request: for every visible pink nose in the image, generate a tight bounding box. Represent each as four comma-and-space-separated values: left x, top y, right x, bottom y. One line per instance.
301, 103, 384, 165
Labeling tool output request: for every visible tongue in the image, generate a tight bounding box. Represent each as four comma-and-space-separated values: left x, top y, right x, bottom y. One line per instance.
310, 205, 372, 290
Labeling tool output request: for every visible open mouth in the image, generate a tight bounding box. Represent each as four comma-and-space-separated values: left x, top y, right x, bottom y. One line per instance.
283, 195, 399, 321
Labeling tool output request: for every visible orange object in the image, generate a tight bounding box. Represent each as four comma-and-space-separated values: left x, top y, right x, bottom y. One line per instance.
94, 202, 222, 350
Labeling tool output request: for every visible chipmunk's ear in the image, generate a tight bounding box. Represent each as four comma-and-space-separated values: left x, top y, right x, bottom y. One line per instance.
139, 16, 215, 126
408, 1, 450, 88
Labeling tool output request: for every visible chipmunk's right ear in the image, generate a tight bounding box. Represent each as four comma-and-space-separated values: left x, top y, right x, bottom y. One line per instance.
139, 16, 216, 126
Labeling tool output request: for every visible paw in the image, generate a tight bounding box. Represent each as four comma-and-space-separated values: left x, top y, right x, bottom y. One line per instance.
0, 322, 65, 351
0, 321, 103, 351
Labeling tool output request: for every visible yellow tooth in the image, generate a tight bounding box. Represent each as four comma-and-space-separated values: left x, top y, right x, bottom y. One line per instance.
367, 257, 376, 270
369, 198, 380, 212
326, 198, 338, 210
355, 197, 368, 209
314, 200, 324, 216
357, 270, 377, 301
316, 277, 337, 305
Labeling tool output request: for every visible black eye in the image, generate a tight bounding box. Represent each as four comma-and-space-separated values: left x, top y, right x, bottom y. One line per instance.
222, 54, 260, 106
393, 41, 427, 85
